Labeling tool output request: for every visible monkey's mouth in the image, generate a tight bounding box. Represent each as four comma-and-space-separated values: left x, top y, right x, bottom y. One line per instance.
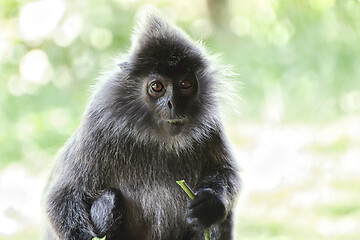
160, 118, 188, 136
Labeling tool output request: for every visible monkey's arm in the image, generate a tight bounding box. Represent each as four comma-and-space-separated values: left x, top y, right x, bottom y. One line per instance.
188, 166, 239, 228
46, 183, 95, 240
46, 182, 123, 240
188, 132, 240, 228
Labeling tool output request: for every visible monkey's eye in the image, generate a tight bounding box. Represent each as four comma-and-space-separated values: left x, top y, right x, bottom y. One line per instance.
148, 81, 166, 98
151, 82, 164, 92
180, 80, 192, 89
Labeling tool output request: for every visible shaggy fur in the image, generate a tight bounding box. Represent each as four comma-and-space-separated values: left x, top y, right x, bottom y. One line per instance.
44, 9, 240, 240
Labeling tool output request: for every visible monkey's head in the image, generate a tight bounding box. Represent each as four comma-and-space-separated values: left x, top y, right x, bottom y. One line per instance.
90, 10, 226, 149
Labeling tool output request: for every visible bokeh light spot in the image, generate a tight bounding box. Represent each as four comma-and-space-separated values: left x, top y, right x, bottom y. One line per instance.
20, 49, 53, 85
230, 16, 250, 36
310, 0, 335, 11
53, 13, 84, 47
49, 108, 71, 129
339, 90, 360, 113
90, 28, 113, 50
19, 0, 65, 43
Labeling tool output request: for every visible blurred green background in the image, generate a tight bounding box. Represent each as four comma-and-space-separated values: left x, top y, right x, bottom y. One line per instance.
0, 0, 359, 240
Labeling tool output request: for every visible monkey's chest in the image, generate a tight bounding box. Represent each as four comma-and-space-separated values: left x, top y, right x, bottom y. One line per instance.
116, 156, 200, 239
119, 181, 193, 239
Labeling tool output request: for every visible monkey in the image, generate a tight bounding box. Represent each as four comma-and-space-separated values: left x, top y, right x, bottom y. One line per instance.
44, 9, 241, 240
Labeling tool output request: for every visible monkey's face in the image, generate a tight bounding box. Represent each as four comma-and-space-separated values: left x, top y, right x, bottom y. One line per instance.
143, 72, 199, 136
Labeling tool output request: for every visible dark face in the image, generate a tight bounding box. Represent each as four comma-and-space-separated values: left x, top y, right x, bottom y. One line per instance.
143, 72, 199, 136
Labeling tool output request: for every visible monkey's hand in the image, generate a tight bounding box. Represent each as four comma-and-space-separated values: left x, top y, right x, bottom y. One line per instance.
90, 188, 124, 238
187, 188, 226, 229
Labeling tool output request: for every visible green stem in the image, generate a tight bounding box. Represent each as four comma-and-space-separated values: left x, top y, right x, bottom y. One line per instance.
92, 237, 106, 240
176, 180, 211, 240
176, 180, 195, 199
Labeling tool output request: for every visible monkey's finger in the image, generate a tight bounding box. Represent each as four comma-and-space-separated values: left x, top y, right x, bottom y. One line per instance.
188, 188, 216, 209
186, 215, 206, 230
188, 196, 226, 227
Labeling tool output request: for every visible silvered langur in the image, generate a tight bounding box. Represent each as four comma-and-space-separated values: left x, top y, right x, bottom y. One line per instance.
44, 9, 240, 240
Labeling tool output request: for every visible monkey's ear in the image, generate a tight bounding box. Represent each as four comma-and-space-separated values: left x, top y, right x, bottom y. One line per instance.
117, 62, 131, 71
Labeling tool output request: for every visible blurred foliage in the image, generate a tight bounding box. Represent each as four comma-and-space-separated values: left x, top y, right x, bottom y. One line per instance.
0, 0, 136, 169
1, 0, 360, 169
1, 1, 360, 240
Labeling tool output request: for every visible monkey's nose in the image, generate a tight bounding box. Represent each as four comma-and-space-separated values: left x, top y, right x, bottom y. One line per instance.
168, 101, 173, 110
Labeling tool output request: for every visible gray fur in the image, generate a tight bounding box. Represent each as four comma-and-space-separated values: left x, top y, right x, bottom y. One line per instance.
44, 9, 240, 240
